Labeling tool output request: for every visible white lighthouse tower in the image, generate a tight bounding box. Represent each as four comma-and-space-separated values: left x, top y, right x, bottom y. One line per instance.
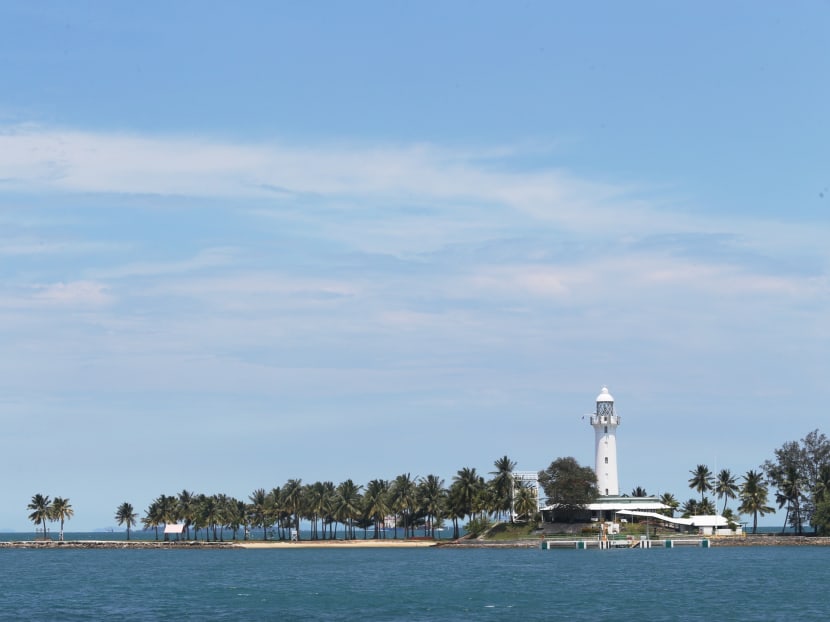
590, 386, 620, 496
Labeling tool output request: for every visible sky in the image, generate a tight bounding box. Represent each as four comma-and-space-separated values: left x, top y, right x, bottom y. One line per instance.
0, 1, 828, 531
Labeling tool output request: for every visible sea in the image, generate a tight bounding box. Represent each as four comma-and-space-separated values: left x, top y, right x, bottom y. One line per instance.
1, 534, 828, 621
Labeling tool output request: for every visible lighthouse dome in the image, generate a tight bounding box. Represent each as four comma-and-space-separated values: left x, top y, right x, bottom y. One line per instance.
596, 386, 614, 402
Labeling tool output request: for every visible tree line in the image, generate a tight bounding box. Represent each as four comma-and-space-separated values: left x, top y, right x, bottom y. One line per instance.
642, 429, 830, 535
27, 430, 830, 538
32, 456, 538, 541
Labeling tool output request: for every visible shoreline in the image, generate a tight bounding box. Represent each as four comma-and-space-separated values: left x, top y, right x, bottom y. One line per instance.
0, 538, 441, 549
3, 535, 830, 549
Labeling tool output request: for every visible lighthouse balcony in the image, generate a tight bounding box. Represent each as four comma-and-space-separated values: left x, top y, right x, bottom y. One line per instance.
590, 414, 621, 426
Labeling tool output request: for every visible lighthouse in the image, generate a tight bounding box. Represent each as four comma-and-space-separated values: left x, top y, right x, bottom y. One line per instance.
590, 386, 620, 496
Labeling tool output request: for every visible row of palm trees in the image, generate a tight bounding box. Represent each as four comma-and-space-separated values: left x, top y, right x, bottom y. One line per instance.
109, 457, 539, 542
684, 465, 774, 532
26, 494, 74, 541
28, 462, 780, 539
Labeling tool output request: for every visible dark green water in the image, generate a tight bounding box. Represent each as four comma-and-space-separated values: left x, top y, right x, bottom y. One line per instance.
0, 546, 827, 620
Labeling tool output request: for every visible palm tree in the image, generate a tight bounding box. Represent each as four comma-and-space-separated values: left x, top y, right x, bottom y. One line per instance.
452, 467, 484, 522
513, 482, 538, 522
631, 486, 648, 497
282, 479, 304, 541
363, 479, 390, 539
51, 497, 74, 541
688, 464, 713, 502
698, 497, 716, 515
416, 475, 446, 537
177, 489, 196, 540
142, 500, 163, 540
267, 487, 286, 540
115, 502, 138, 540
198, 494, 222, 542
445, 484, 466, 539
391, 473, 417, 538
27, 494, 52, 539
489, 456, 516, 522
305, 481, 331, 540
156, 494, 178, 541
226, 498, 247, 540
659, 493, 679, 518
334, 480, 363, 540
247, 489, 270, 540
714, 469, 739, 515
680, 498, 699, 518
738, 469, 774, 534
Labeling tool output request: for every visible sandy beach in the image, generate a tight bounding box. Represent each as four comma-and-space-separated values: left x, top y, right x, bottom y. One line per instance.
237, 539, 438, 549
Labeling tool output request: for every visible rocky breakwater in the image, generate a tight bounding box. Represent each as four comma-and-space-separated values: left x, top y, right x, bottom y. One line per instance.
0, 540, 239, 549
711, 534, 830, 547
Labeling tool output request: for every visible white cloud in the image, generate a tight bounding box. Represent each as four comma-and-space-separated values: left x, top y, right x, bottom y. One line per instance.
0, 125, 683, 239
31, 280, 112, 306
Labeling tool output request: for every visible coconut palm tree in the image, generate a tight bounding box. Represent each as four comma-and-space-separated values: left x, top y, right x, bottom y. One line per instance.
445, 483, 467, 539
51, 497, 73, 541
27, 494, 52, 539
282, 479, 304, 541
489, 456, 516, 522
142, 500, 163, 540
631, 486, 648, 497
452, 467, 484, 522
680, 498, 699, 518
714, 469, 739, 514
177, 489, 196, 539
738, 469, 774, 534
659, 492, 679, 518
688, 464, 713, 502
247, 488, 270, 540
268, 487, 288, 540
115, 502, 138, 540
198, 494, 222, 542
225, 498, 247, 540
416, 474, 446, 537
698, 497, 716, 515
513, 482, 538, 522
156, 494, 178, 541
334, 480, 363, 540
391, 473, 417, 538
363, 479, 390, 539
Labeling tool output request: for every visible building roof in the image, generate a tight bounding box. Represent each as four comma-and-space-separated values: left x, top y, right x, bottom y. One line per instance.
541, 496, 669, 512
616, 510, 729, 528
596, 386, 614, 402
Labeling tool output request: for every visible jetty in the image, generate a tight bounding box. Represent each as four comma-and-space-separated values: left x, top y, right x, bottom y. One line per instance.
541, 537, 710, 550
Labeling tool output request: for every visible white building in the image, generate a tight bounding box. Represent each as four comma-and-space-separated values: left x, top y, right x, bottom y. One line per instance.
590, 386, 620, 496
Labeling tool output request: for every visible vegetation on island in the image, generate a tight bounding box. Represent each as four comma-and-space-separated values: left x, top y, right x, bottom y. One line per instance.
26, 494, 73, 541
24, 429, 830, 540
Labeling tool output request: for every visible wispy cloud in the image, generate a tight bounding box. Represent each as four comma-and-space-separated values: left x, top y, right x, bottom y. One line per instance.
0, 125, 681, 238
31, 280, 112, 306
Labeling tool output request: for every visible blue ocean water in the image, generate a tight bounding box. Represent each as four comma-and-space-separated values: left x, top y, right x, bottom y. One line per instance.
0, 544, 827, 621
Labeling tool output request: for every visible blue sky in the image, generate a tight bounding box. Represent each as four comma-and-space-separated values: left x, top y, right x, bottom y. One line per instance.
1, 1, 828, 531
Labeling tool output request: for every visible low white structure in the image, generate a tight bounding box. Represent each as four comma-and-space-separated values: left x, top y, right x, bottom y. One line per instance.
616, 510, 736, 535
585, 495, 668, 522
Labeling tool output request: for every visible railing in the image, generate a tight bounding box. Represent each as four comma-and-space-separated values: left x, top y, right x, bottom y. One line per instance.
589, 414, 621, 426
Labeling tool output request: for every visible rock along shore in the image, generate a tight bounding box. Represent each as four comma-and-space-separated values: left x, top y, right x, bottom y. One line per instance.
0, 540, 238, 549
4, 535, 830, 549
